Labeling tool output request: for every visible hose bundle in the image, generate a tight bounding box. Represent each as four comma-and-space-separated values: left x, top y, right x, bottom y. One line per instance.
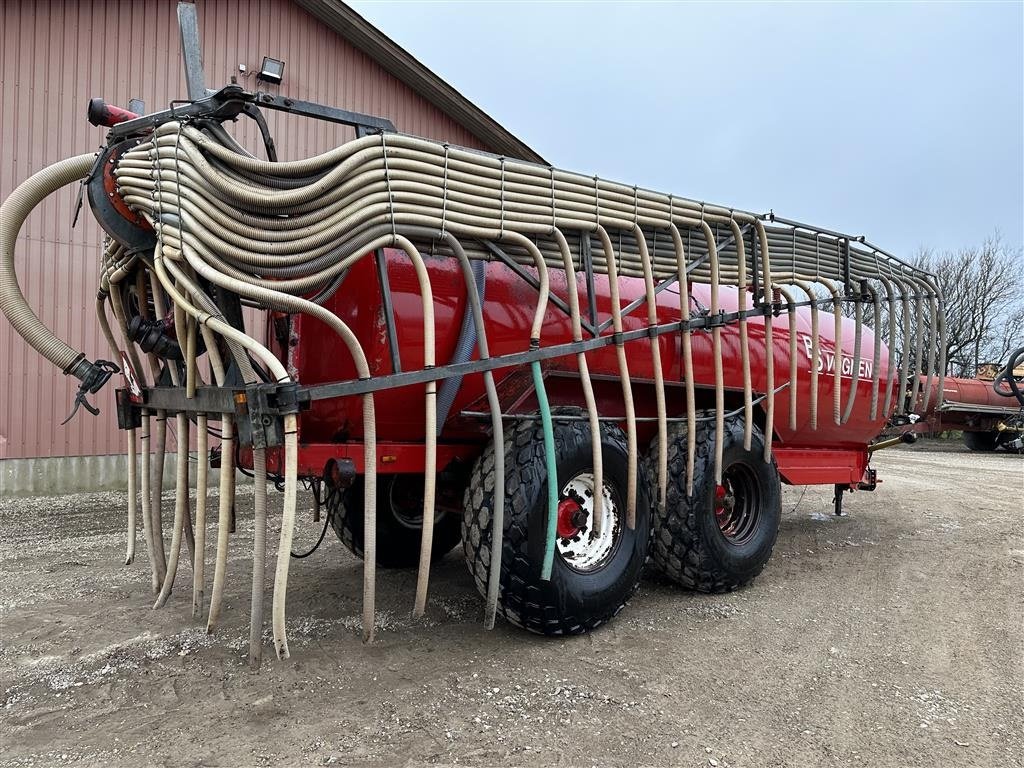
0, 114, 945, 669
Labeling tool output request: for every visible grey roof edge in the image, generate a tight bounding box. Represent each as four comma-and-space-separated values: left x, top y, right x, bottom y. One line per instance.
294, 0, 545, 164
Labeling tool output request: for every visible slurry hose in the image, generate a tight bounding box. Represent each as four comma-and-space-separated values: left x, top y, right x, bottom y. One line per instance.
753, 221, 775, 463
822, 281, 845, 425
914, 274, 940, 413
429, 229, 506, 625
499, 230, 555, 579
192, 288, 235, 630
175, 229, 380, 643
633, 221, 668, 510
96, 274, 138, 568
435, 257, 485, 432
151, 410, 169, 585
730, 220, 754, 452
842, 286, 864, 425
551, 227, 603, 535
793, 280, 820, 430
0, 155, 98, 377
866, 284, 882, 421
594, 225, 638, 526
206, 415, 235, 631
875, 276, 898, 419
700, 221, 725, 484
776, 287, 799, 431
896, 282, 913, 415
154, 413, 190, 609
193, 413, 209, 618
155, 250, 293, 668
668, 222, 697, 496
535, 358, 558, 582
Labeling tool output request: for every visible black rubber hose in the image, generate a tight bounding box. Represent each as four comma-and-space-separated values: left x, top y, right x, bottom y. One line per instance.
993, 346, 1024, 406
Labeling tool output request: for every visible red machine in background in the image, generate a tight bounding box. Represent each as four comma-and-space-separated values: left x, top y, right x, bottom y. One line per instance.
909, 354, 1024, 452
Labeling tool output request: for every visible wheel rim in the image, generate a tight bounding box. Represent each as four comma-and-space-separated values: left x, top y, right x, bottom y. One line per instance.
714, 462, 762, 545
386, 475, 447, 531
555, 472, 621, 573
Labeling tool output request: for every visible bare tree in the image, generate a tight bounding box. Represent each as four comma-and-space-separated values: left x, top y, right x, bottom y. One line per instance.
913, 232, 1023, 377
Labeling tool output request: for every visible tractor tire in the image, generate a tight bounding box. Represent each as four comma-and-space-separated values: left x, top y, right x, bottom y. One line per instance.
329, 473, 462, 568
462, 417, 650, 635
963, 430, 998, 452
645, 413, 781, 593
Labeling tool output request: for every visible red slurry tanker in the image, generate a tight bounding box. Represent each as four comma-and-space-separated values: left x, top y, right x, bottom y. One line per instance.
0, 9, 946, 666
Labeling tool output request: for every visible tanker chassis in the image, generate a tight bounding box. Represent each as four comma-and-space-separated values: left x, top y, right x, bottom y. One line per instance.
0, 14, 947, 669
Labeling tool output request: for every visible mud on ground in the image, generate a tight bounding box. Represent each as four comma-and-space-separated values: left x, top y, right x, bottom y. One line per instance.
1, 442, 1021, 767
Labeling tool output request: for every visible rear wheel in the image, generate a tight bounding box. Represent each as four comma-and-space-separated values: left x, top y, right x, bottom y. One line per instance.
963, 430, 998, 452
462, 417, 650, 635
646, 414, 781, 592
329, 473, 463, 568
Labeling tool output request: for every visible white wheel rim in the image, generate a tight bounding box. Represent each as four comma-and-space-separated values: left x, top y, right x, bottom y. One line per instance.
555, 472, 621, 573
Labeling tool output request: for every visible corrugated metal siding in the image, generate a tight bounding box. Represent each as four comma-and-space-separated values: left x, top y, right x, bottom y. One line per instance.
0, 0, 490, 459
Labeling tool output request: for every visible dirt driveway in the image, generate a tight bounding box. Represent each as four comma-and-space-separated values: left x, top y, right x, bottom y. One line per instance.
1, 442, 1021, 767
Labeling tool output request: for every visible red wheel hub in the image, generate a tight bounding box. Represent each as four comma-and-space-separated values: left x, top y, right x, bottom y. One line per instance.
714, 483, 733, 527
557, 498, 588, 539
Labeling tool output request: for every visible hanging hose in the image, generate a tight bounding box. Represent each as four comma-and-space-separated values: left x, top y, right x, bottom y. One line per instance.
633, 221, 668, 510
534, 359, 559, 582
435, 258, 485, 431
552, 227, 603, 535
414, 227, 505, 628
776, 287, 799, 430
754, 221, 775, 463
701, 221, 725, 484
668, 223, 696, 496
595, 225, 638, 525
151, 410, 169, 585
193, 413, 209, 618
154, 413, 190, 609
730, 220, 754, 451
0, 155, 104, 379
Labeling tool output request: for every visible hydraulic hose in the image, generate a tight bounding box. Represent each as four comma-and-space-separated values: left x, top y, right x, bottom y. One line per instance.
534, 359, 558, 582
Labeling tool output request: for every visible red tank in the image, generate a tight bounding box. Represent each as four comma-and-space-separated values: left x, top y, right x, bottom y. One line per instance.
277, 248, 892, 485
910, 373, 1023, 452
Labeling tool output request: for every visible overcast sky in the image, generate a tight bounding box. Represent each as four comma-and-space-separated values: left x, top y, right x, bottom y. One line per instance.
350, 1, 1023, 258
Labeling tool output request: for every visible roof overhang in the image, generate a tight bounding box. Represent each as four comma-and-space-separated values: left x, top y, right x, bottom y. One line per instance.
295, 0, 544, 163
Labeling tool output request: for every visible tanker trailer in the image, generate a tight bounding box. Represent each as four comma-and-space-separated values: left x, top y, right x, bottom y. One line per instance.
0, 80, 945, 669
909, 349, 1024, 452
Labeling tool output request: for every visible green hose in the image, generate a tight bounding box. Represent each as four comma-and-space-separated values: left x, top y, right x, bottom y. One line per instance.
533, 359, 558, 581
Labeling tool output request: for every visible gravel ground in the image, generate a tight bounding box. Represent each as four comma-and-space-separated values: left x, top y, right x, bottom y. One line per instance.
1, 441, 1021, 767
